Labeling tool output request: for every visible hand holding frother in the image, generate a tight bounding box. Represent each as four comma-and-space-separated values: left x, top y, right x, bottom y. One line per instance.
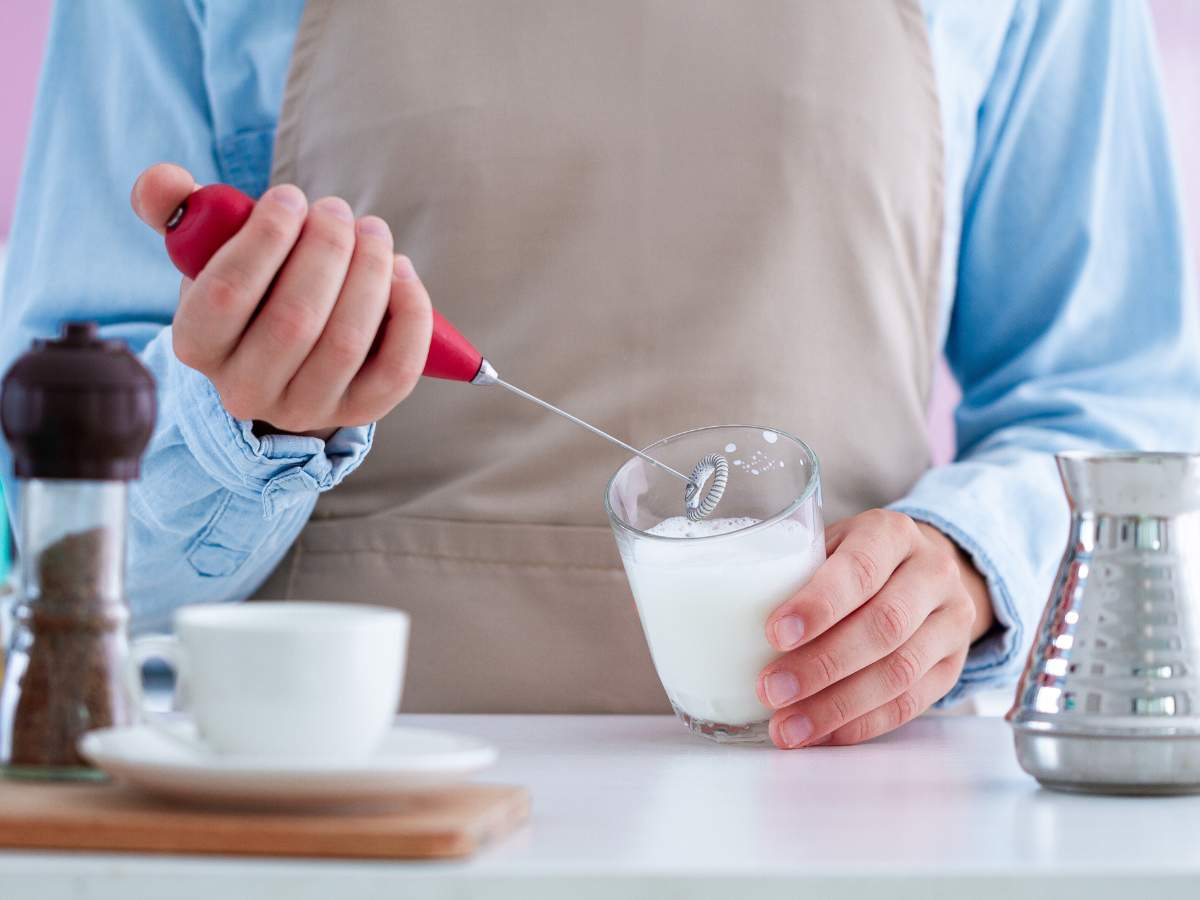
131, 166, 431, 442
138, 168, 725, 519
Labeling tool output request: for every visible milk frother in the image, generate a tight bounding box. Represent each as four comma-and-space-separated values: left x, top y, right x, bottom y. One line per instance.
163, 184, 727, 520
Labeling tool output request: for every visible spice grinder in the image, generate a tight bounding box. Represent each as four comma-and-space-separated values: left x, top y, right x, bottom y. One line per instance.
0, 322, 156, 780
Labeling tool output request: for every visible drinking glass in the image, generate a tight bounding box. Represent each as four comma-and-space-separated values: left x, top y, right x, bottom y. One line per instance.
605, 425, 824, 742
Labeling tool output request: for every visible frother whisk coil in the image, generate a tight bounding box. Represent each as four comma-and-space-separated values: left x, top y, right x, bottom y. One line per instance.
685, 454, 729, 522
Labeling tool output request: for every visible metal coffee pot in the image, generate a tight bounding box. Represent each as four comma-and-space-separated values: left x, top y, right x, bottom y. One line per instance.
1007, 452, 1200, 794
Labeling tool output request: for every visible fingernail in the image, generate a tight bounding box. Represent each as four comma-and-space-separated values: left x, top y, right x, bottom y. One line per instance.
266, 184, 306, 212
763, 671, 800, 708
772, 615, 805, 651
393, 255, 417, 280
779, 715, 813, 748
314, 196, 354, 221
357, 216, 391, 239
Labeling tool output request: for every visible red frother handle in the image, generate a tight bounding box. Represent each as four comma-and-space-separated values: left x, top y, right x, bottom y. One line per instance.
163, 184, 485, 383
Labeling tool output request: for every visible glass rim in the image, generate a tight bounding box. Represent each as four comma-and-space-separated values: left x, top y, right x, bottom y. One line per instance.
604, 424, 821, 544
1056, 450, 1200, 464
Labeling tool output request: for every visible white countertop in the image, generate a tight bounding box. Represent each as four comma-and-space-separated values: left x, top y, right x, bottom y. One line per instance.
1, 714, 1198, 899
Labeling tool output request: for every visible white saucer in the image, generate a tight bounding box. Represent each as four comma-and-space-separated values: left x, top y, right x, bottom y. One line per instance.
78, 721, 498, 810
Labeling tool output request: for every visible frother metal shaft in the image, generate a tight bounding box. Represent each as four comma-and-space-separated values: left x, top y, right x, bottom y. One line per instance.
471, 359, 695, 486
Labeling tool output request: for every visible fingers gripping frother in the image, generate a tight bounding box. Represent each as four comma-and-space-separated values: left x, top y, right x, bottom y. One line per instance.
163, 184, 727, 520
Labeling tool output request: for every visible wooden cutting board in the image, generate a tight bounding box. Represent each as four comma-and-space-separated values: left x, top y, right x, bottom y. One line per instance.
0, 779, 529, 859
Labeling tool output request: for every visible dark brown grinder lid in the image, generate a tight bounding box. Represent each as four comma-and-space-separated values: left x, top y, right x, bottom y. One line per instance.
1, 322, 156, 480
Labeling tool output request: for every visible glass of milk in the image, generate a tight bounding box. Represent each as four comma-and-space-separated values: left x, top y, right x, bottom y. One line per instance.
605, 425, 824, 743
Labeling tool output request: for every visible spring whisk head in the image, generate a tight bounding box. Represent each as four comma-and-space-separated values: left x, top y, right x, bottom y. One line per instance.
685, 454, 729, 521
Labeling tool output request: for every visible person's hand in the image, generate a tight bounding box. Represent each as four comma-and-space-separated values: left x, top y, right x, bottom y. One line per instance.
131, 163, 433, 439
757, 509, 994, 748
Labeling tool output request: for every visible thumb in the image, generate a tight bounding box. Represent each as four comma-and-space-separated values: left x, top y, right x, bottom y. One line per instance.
130, 163, 198, 234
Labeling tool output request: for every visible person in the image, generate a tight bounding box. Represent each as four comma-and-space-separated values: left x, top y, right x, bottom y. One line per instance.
2, 0, 1197, 749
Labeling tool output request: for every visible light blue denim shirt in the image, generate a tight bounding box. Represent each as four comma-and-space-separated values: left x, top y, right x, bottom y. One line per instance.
3, 0, 1197, 704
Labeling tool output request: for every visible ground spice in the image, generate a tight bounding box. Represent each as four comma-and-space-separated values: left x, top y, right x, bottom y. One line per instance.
5, 527, 130, 770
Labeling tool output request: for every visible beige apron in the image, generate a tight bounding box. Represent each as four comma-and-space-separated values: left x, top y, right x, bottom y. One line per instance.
260, 0, 944, 713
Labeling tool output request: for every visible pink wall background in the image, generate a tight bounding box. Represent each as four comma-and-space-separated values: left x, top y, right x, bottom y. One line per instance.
1153, 0, 1200, 248
0, 2, 50, 238
1, 2, 1196, 462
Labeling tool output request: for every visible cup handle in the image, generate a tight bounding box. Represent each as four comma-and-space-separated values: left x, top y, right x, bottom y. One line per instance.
124, 635, 207, 755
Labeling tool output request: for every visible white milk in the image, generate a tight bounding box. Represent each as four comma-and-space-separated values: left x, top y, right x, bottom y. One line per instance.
623, 516, 825, 726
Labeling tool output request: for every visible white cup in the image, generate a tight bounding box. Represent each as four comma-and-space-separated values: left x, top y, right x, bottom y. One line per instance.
125, 602, 409, 762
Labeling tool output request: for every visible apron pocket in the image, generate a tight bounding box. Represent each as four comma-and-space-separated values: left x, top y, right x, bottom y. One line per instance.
269, 514, 670, 715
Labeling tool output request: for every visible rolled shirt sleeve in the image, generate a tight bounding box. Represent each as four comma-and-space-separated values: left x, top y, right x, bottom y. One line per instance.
127, 332, 372, 631
0, 0, 359, 632
168, 336, 372, 521
893, 0, 1200, 704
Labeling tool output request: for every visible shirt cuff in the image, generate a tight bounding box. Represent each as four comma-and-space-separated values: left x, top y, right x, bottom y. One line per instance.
889, 487, 1031, 707
170, 353, 374, 519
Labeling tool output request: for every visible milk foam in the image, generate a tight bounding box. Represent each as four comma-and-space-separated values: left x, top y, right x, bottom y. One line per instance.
647, 516, 761, 539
